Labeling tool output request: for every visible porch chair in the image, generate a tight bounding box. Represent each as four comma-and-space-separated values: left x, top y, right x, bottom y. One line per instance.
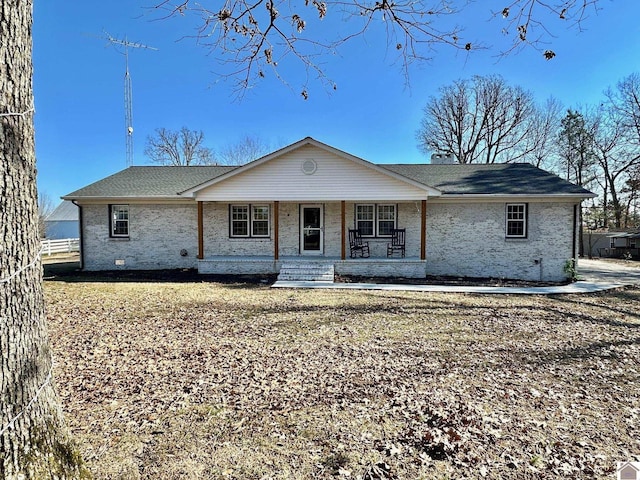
348, 229, 370, 258
386, 228, 406, 258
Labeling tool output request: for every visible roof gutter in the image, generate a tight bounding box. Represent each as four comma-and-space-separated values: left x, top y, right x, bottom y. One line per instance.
428, 193, 596, 201
61, 195, 189, 202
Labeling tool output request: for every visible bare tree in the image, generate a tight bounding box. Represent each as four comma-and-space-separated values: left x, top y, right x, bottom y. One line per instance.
1, 0, 88, 477
217, 134, 274, 165
145, 127, 215, 165
608, 73, 640, 143
591, 107, 640, 228
588, 73, 640, 228
623, 169, 640, 227
37, 191, 56, 239
152, 0, 599, 95
525, 97, 564, 169
416, 75, 549, 164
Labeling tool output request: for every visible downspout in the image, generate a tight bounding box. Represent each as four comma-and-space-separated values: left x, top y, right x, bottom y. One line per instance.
197, 201, 204, 260
341, 201, 346, 260
572, 204, 578, 260
420, 200, 427, 261
274, 201, 279, 261
71, 200, 84, 270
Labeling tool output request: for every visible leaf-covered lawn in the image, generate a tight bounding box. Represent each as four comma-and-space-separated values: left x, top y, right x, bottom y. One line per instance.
45, 280, 640, 479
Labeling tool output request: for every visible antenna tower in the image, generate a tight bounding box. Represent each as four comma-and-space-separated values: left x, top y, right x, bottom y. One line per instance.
101, 32, 157, 167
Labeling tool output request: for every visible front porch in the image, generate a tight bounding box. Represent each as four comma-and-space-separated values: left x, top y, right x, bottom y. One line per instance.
197, 256, 428, 279
195, 200, 428, 263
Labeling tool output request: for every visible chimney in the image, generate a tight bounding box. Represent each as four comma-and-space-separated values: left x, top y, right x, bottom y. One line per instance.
430, 153, 455, 164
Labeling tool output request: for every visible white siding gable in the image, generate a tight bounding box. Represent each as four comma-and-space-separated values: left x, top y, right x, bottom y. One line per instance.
194, 145, 432, 201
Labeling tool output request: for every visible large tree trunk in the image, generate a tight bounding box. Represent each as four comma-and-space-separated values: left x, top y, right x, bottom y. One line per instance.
1, 1, 88, 478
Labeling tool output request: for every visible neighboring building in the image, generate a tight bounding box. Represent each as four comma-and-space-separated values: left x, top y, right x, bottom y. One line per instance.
584, 231, 640, 259
62, 137, 595, 281
44, 200, 79, 239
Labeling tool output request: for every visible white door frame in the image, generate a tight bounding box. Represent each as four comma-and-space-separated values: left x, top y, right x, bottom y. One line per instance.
300, 204, 324, 255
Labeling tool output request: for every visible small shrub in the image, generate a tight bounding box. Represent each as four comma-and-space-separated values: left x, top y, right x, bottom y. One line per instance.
563, 259, 577, 282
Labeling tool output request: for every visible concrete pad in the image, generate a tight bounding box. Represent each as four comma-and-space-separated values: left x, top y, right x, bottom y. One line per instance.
272, 258, 639, 294
272, 280, 626, 294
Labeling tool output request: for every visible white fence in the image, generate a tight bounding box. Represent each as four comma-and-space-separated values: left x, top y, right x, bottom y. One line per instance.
40, 238, 80, 256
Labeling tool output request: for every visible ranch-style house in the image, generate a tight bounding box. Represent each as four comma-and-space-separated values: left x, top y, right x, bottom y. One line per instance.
63, 137, 595, 282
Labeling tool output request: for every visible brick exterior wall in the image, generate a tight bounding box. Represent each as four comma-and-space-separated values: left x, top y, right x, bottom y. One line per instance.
82, 203, 199, 270
81, 200, 577, 281
425, 202, 575, 282
202, 203, 274, 256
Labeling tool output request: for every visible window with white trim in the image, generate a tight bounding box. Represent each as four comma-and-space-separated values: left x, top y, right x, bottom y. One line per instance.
231, 205, 249, 237
505, 203, 527, 238
355, 204, 374, 236
230, 205, 270, 238
377, 204, 396, 236
252, 205, 270, 236
110, 204, 129, 237
355, 204, 397, 237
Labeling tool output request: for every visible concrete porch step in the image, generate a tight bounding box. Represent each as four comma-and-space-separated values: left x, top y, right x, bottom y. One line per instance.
277, 262, 335, 282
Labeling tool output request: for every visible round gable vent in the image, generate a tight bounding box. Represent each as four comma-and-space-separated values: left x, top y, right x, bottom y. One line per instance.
301, 158, 317, 175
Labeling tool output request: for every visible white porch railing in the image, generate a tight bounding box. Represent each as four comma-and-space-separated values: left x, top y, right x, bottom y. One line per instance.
40, 238, 80, 256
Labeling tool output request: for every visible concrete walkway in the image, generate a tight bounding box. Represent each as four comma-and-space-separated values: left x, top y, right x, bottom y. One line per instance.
272, 259, 640, 294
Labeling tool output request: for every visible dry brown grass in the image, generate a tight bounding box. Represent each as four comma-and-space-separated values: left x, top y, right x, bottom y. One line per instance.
45, 279, 640, 479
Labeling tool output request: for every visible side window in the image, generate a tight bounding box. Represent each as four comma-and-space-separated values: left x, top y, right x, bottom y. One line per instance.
505, 203, 527, 238
110, 204, 129, 237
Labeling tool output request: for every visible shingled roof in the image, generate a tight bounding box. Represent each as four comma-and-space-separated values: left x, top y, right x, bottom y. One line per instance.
45, 200, 79, 221
63, 161, 593, 200
381, 163, 593, 196
63, 166, 236, 199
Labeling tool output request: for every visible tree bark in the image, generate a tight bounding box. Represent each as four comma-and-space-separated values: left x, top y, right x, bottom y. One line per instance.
1, 0, 88, 477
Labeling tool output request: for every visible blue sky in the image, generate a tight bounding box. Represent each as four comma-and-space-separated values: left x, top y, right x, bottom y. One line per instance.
34, 1, 640, 203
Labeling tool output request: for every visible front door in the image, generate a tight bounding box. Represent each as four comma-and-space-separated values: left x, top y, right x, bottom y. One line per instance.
300, 205, 323, 255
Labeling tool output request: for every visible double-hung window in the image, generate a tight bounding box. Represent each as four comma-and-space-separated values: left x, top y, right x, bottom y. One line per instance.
231, 205, 249, 237
377, 204, 396, 236
505, 203, 527, 238
252, 206, 270, 236
355, 204, 397, 237
230, 205, 270, 238
110, 204, 129, 237
355, 205, 375, 236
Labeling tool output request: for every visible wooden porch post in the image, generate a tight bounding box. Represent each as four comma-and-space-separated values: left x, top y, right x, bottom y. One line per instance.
420, 200, 426, 260
197, 201, 204, 259
274, 201, 279, 261
341, 201, 346, 260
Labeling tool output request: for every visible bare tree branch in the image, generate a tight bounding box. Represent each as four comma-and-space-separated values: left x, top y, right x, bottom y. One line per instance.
144, 127, 215, 165
150, 0, 600, 95
494, 0, 599, 58
416, 75, 555, 164
217, 134, 278, 165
